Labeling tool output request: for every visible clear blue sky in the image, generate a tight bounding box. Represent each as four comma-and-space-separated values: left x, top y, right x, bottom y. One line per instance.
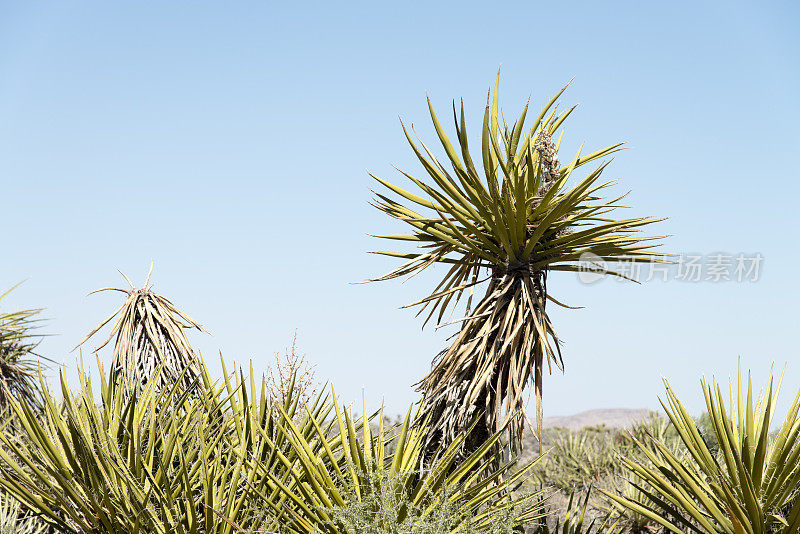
2, 1, 798, 418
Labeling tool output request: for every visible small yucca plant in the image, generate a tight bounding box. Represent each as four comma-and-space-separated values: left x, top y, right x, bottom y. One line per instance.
537, 432, 618, 492
605, 364, 800, 533
76, 266, 205, 398
0, 284, 45, 411
370, 73, 667, 458
531, 489, 621, 534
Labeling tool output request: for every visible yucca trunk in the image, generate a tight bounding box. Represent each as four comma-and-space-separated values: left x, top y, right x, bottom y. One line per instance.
418, 266, 558, 463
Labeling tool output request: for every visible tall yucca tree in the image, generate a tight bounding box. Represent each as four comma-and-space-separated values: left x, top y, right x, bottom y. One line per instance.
76, 266, 205, 398
370, 74, 667, 458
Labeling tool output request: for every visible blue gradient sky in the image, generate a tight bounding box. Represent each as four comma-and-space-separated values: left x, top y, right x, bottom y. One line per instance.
2, 1, 798, 418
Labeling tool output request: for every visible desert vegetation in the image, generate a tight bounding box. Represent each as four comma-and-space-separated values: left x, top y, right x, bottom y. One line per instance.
368, 74, 666, 461
1, 78, 798, 533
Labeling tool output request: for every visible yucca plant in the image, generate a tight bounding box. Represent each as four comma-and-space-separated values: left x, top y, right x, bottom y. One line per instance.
603, 415, 684, 533
532, 489, 621, 534
76, 267, 205, 399
604, 365, 800, 533
0, 284, 45, 411
537, 431, 618, 492
256, 395, 543, 533
615, 413, 678, 453
606, 472, 662, 534
369, 74, 667, 458
0, 353, 331, 534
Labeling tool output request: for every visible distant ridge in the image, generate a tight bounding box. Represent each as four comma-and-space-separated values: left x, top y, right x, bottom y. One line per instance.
542, 408, 653, 431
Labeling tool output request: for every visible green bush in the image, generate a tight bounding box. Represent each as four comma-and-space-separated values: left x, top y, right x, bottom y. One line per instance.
322, 467, 532, 534
256, 399, 544, 533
